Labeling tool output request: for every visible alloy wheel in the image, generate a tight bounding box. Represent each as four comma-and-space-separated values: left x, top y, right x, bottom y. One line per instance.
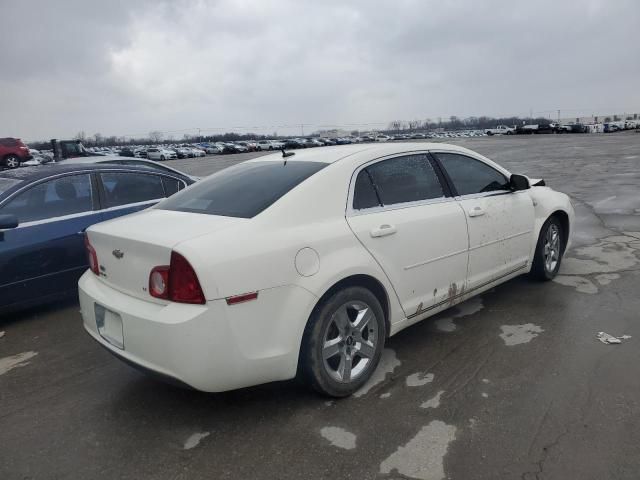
543, 224, 560, 273
322, 301, 379, 383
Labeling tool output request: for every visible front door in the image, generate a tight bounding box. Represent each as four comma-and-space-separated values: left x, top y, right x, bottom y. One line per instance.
433, 152, 535, 290
0, 173, 98, 308
346, 153, 469, 318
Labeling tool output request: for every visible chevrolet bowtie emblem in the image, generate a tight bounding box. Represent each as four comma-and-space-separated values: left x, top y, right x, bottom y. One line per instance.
112, 249, 124, 259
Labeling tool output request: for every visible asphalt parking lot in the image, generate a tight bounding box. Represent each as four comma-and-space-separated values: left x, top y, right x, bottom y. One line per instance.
2, 132, 640, 480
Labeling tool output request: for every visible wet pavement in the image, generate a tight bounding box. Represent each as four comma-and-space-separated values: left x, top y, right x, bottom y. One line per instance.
1, 132, 639, 480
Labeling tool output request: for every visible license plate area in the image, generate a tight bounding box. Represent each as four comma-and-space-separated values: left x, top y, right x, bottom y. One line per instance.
95, 303, 124, 350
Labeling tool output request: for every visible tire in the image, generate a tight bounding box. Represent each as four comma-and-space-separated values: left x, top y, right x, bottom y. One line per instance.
299, 286, 386, 397
4, 154, 20, 169
506, 131, 513, 135
160, 156, 165, 161
530, 216, 564, 281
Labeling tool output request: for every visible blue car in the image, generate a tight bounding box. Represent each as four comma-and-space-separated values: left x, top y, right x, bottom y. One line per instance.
0, 164, 194, 314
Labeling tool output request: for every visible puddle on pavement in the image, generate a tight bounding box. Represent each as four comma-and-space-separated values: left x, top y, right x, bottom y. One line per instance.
554, 232, 640, 294
380, 420, 457, 480
406, 372, 435, 387
420, 390, 444, 409
320, 426, 357, 450
353, 348, 400, 397
183, 432, 210, 450
499, 324, 544, 346
434, 297, 484, 332
0, 351, 38, 376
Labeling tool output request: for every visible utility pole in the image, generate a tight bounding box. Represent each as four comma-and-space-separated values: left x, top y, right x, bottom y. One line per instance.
300, 124, 304, 137
557, 109, 561, 123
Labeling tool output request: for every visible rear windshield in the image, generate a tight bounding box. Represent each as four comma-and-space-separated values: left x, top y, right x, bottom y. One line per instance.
0, 178, 21, 196
157, 160, 327, 218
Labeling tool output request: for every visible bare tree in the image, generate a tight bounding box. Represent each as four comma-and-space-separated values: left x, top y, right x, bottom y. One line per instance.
408, 119, 421, 131
93, 132, 103, 146
149, 130, 164, 143
389, 120, 403, 132
75, 131, 86, 142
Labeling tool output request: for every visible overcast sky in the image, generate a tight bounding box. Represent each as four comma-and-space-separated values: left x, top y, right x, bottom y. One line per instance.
1, 0, 639, 141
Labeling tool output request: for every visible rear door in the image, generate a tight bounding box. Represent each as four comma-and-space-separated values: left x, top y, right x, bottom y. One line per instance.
0, 173, 100, 307
346, 153, 469, 318
432, 152, 534, 290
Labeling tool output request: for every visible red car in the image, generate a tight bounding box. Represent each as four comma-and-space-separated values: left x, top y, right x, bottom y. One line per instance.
1, 137, 31, 168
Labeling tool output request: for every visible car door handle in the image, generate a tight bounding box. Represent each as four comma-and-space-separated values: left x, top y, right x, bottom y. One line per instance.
370, 224, 397, 238
468, 207, 485, 218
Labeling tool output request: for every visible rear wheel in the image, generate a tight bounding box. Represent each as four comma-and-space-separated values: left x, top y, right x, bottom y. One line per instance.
300, 286, 385, 397
530, 216, 564, 281
4, 154, 20, 169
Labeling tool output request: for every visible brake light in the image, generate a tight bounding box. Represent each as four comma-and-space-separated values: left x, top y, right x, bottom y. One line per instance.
85, 234, 99, 275
148, 252, 205, 304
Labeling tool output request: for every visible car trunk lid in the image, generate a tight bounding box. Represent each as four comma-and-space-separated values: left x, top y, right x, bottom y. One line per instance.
87, 209, 244, 302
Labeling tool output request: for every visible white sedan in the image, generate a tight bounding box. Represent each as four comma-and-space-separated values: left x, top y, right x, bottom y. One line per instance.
145, 148, 177, 161
79, 143, 573, 396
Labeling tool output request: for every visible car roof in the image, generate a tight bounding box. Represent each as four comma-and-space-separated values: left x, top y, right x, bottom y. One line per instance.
248, 142, 477, 165
0, 163, 180, 185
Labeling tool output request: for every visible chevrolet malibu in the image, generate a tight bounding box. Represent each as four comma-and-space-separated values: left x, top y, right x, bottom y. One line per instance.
79, 143, 574, 397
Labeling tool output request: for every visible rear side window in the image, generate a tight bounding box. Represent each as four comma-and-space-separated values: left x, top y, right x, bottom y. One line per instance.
100, 172, 165, 208
435, 153, 509, 195
162, 177, 182, 196
353, 171, 381, 210
1, 174, 93, 223
365, 154, 444, 207
158, 161, 327, 218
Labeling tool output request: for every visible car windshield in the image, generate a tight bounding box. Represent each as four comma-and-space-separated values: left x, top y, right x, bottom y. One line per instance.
157, 160, 326, 218
0, 177, 21, 195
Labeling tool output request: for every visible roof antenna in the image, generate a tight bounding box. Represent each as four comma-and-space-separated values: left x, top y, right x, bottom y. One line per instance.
281, 148, 295, 165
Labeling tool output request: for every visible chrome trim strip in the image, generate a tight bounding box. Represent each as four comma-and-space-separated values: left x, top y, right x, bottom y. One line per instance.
11, 199, 160, 228
406, 262, 528, 320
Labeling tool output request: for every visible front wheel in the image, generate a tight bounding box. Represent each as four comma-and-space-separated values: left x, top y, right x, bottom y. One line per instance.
160, 156, 165, 161
4, 154, 20, 168
530, 216, 564, 281
299, 286, 386, 397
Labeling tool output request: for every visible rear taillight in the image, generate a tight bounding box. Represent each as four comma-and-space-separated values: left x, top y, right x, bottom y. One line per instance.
85, 234, 99, 275
148, 252, 205, 304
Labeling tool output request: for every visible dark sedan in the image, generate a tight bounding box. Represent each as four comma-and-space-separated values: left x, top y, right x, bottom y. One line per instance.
0, 164, 194, 314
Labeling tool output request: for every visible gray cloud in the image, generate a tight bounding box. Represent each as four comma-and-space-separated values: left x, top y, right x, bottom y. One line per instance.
1, 0, 638, 141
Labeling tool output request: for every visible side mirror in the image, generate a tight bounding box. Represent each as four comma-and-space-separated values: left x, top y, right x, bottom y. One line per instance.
510, 174, 530, 191
0, 214, 19, 230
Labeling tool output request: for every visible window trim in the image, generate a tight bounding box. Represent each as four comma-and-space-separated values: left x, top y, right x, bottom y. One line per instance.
429, 150, 512, 199
0, 172, 98, 224
0, 170, 101, 209
346, 151, 453, 217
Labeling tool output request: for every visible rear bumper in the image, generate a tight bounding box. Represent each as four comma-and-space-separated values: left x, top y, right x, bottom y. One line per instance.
79, 272, 318, 392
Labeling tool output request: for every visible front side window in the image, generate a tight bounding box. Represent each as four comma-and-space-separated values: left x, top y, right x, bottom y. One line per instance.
435, 153, 509, 195
158, 161, 327, 218
362, 154, 444, 207
100, 172, 165, 208
1, 174, 93, 223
